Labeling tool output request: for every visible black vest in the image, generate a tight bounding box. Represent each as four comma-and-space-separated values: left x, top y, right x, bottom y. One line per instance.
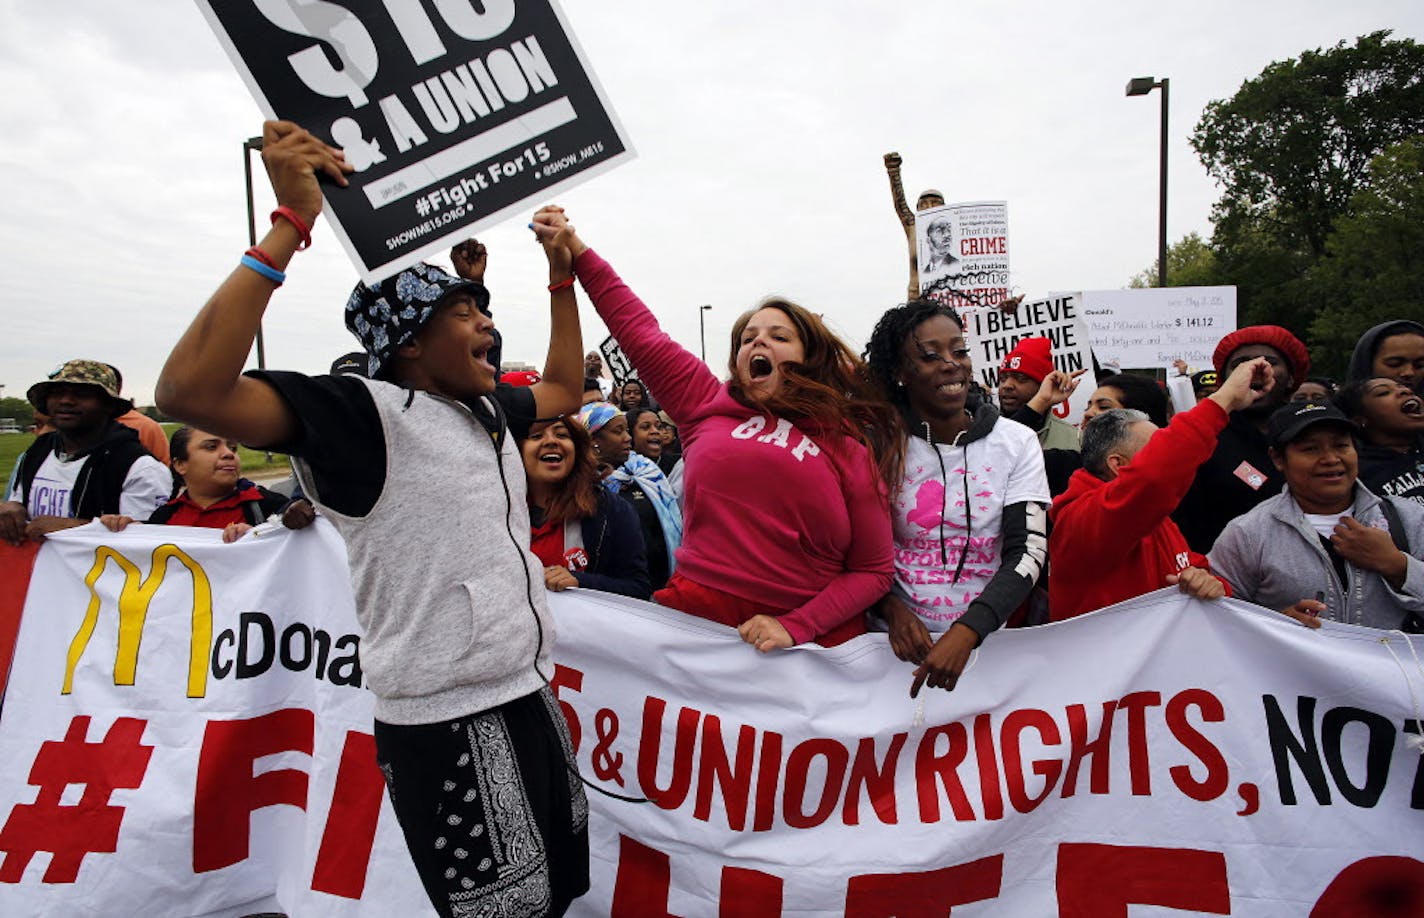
16, 425, 153, 519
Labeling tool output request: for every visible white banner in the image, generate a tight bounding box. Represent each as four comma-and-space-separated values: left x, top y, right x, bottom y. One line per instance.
1076, 286, 1238, 371
961, 294, 1097, 425
1, 523, 1422, 916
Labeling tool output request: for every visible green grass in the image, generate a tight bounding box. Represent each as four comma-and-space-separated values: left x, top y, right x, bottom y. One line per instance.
0, 432, 34, 485
235, 445, 290, 476
0, 425, 289, 483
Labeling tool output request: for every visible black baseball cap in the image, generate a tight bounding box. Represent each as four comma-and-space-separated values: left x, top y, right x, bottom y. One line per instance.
330, 352, 369, 377
1268, 401, 1356, 447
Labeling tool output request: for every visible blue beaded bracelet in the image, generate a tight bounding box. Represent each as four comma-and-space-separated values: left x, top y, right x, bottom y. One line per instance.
240, 254, 286, 286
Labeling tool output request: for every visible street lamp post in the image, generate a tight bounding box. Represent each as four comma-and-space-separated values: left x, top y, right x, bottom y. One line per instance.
698, 304, 713, 362
1126, 76, 1169, 288
242, 136, 268, 370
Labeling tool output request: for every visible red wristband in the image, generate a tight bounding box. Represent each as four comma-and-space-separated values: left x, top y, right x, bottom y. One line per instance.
270, 206, 313, 250
245, 246, 278, 269
548, 276, 575, 292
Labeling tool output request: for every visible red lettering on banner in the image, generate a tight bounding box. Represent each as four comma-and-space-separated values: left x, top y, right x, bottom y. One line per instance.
721, 865, 785, 916
637, 698, 698, 809
842, 734, 906, 825
0, 715, 152, 884
617, 689, 1278, 838
783, 739, 848, 829
972, 714, 1004, 820
1055, 842, 1229, 916
1117, 691, 1162, 795
1165, 689, 1229, 802
752, 730, 784, 831
1311, 855, 1424, 916
611, 834, 672, 916
193, 708, 314, 872
693, 715, 755, 829
1062, 701, 1115, 797
1001, 708, 1063, 813
311, 731, 384, 898
915, 723, 975, 822
845, 854, 1003, 916
550, 664, 585, 751
601, 830, 1424, 917
611, 834, 783, 917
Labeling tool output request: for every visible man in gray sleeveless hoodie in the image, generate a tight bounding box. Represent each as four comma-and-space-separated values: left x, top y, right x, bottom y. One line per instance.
156, 121, 588, 917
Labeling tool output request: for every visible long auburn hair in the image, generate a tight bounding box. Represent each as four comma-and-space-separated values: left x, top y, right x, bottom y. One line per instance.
526, 418, 602, 524
726, 298, 904, 492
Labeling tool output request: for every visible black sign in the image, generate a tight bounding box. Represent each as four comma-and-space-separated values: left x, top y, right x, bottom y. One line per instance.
197, 0, 634, 282
599, 335, 638, 386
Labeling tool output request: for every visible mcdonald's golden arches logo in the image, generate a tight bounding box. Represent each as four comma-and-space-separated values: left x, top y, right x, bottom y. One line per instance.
64, 545, 214, 698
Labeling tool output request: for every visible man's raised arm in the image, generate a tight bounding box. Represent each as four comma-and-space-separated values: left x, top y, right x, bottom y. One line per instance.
156, 121, 353, 448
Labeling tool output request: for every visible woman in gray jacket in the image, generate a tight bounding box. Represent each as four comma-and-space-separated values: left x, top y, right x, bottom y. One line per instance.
1209, 401, 1424, 631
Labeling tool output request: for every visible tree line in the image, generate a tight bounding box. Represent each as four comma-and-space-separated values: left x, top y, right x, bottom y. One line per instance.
1129, 30, 1424, 379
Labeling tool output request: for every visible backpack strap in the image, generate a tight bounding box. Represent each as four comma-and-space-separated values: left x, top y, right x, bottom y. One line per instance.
16, 432, 59, 510
242, 499, 266, 527
75, 435, 152, 519
146, 502, 178, 525
1379, 497, 1411, 554
1379, 497, 1422, 634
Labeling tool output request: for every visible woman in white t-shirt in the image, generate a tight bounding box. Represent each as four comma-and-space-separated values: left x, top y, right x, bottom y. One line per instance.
864, 300, 1051, 696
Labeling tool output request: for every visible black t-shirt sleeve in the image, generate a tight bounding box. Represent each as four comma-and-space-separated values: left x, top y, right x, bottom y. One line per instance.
244, 370, 386, 517
493, 383, 537, 442
1009, 404, 1048, 432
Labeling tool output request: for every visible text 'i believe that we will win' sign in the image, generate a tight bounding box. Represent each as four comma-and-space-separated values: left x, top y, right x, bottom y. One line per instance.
196, 0, 635, 283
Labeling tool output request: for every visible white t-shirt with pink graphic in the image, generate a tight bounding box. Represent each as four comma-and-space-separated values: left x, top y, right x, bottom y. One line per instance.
891, 419, 1049, 631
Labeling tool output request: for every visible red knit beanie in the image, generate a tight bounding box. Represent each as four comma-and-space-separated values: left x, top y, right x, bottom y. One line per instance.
999, 337, 1054, 382
1211, 326, 1309, 382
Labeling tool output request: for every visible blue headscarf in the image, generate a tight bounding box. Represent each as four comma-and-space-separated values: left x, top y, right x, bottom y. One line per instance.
574, 401, 620, 435
610, 452, 684, 575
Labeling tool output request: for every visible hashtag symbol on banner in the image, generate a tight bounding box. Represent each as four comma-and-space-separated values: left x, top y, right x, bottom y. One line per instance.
414, 194, 431, 217
0, 716, 153, 884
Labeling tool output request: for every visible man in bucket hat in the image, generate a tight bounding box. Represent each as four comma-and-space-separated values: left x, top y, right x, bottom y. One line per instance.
1, 360, 171, 543
154, 121, 588, 917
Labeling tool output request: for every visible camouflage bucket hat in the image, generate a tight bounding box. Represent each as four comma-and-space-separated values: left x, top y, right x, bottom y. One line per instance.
344, 263, 481, 378
28, 359, 132, 414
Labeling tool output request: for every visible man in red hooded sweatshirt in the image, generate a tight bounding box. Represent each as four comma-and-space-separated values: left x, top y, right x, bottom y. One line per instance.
1048, 357, 1275, 620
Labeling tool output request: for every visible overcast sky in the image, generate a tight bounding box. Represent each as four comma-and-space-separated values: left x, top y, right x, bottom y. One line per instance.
1, 1, 1419, 406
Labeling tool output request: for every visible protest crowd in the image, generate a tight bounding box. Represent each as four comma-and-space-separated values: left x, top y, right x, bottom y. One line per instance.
3, 121, 1424, 917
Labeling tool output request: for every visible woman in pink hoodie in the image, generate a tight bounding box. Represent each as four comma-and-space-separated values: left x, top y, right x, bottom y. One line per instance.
533, 208, 900, 651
